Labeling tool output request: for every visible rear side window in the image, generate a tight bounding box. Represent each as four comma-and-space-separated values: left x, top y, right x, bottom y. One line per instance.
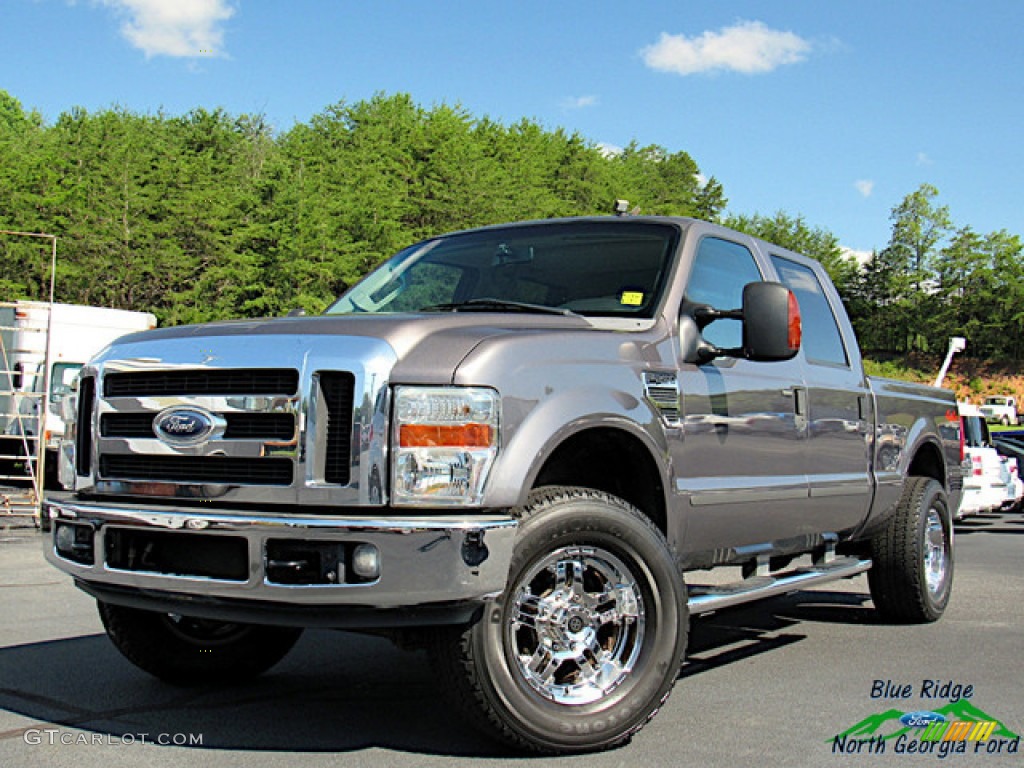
771, 256, 848, 367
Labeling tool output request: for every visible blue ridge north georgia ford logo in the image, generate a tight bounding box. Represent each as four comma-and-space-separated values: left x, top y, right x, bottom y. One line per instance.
154, 407, 218, 446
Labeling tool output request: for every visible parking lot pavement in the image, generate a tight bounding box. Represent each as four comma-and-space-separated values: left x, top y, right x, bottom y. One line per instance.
1, 511, 1021, 768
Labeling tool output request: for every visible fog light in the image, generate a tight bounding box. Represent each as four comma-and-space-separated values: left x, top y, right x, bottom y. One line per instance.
55, 523, 75, 553
54, 522, 94, 565
351, 544, 380, 580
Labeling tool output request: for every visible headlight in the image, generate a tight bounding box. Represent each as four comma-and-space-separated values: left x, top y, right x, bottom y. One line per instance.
392, 386, 499, 506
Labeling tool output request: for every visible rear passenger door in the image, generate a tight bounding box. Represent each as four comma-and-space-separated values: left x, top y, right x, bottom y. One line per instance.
770, 254, 872, 533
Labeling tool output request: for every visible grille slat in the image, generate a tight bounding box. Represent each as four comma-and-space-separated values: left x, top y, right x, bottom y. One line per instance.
320, 372, 355, 485
101, 412, 295, 440
75, 376, 96, 475
104, 369, 299, 397
99, 455, 293, 485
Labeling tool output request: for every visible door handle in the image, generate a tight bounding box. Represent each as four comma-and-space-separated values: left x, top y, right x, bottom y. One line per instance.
794, 387, 807, 417
781, 387, 807, 416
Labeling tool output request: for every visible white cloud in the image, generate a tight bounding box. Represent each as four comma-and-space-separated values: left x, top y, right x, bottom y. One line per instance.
597, 142, 623, 158
101, 0, 235, 58
562, 95, 598, 110
854, 179, 875, 198
841, 246, 873, 267
916, 152, 933, 166
641, 20, 811, 76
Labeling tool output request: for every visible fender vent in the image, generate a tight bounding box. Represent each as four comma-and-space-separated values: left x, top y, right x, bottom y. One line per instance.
644, 371, 681, 425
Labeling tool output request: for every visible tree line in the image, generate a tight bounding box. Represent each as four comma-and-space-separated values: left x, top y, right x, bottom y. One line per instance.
1, 89, 1020, 360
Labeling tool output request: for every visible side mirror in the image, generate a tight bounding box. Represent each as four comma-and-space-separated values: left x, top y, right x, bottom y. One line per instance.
691, 281, 801, 363
742, 282, 801, 361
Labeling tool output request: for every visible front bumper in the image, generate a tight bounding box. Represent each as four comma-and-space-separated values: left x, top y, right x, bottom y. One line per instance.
43, 495, 518, 623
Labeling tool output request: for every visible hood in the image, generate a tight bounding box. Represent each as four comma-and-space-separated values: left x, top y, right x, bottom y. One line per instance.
98, 312, 592, 385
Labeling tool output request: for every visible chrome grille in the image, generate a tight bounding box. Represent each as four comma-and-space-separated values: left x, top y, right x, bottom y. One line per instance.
93, 367, 310, 490
70, 331, 395, 506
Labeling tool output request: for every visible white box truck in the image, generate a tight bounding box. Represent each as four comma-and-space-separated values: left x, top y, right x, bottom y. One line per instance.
1, 301, 156, 486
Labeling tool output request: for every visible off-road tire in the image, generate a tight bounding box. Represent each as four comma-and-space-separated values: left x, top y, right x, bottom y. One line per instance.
98, 602, 302, 684
431, 486, 688, 754
867, 477, 953, 623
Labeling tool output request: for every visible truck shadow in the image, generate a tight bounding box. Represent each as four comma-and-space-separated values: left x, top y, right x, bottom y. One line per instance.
0, 629, 512, 756
0, 588, 875, 757
954, 510, 1024, 536
682, 588, 874, 679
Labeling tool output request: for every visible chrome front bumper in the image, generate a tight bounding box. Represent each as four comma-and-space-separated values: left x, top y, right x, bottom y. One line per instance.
43, 496, 518, 613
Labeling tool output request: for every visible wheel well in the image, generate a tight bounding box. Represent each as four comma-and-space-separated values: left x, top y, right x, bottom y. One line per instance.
908, 441, 945, 487
532, 427, 667, 534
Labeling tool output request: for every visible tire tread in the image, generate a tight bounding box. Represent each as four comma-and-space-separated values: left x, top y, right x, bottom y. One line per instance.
867, 476, 951, 624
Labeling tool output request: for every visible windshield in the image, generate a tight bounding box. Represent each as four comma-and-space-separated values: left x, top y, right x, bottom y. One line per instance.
325, 221, 680, 318
985, 397, 1009, 406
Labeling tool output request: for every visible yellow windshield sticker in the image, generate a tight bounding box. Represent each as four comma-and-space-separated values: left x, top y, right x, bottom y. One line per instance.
621, 291, 644, 306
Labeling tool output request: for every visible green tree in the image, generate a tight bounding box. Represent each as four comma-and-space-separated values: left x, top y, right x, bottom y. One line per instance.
723, 211, 857, 294
856, 184, 953, 353
609, 143, 725, 219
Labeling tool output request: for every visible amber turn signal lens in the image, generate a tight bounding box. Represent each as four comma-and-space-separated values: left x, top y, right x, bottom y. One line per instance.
399, 423, 494, 448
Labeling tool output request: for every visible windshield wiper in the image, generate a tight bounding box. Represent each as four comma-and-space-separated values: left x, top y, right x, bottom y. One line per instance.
422, 298, 581, 318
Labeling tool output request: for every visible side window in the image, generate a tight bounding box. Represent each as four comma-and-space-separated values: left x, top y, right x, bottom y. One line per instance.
686, 237, 762, 349
771, 256, 849, 367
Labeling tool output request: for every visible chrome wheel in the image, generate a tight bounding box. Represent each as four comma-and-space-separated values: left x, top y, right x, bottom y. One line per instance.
923, 507, 950, 598
507, 545, 645, 705
432, 487, 687, 752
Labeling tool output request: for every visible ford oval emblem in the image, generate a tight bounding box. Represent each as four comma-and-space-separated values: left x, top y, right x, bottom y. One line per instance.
899, 711, 946, 728
154, 407, 217, 446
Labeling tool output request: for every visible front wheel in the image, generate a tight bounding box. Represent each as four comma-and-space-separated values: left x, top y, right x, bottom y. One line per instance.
432, 486, 688, 754
867, 477, 953, 623
98, 602, 302, 684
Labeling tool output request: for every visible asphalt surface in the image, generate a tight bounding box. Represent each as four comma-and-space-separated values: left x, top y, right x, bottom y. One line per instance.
1, 510, 1021, 768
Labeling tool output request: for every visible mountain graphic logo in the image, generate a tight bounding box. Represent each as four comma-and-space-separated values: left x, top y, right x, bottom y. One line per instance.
832, 700, 1020, 742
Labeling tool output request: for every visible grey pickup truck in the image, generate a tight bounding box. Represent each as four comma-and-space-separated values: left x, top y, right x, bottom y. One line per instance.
44, 215, 963, 753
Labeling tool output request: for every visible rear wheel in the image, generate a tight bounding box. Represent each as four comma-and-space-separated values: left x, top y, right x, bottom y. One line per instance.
98, 602, 302, 684
432, 486, 687, 753
868, 477, 953, 623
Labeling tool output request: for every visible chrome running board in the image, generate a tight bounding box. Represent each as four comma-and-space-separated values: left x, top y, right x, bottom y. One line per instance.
687, 555, 872, 615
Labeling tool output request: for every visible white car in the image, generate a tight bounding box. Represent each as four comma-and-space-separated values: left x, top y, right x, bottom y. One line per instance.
957, 404, 1017, 519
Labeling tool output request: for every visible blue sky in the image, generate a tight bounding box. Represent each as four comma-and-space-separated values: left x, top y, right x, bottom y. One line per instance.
3, 1, 1023, 255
